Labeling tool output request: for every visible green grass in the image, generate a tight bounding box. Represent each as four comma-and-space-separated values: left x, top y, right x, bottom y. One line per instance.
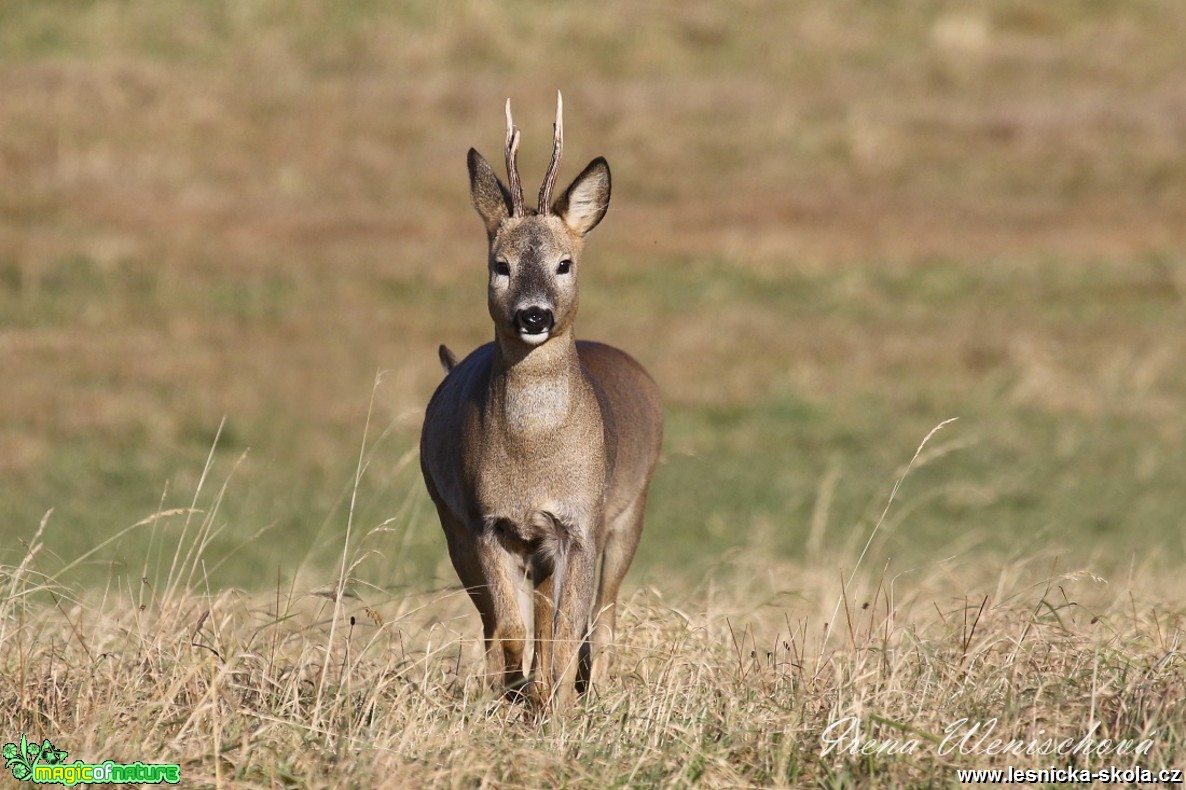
10, 250, 1186, 589
1, 3, 1186, 781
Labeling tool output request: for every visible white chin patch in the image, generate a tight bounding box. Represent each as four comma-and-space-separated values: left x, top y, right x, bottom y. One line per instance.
519, 330, 550, 346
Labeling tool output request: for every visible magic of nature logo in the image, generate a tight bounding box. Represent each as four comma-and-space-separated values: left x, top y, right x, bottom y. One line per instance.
3, 735, 180, 785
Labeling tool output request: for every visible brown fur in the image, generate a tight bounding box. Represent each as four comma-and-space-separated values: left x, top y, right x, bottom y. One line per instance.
420, 99, 662, 712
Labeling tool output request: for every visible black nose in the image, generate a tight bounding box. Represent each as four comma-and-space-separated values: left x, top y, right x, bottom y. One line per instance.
515, 306, 555, 335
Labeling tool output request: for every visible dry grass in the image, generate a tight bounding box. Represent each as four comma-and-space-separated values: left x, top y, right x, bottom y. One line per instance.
5, 518, 1184, 787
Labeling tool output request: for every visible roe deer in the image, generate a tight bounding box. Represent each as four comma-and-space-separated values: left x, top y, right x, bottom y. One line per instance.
420, 94, 663, 711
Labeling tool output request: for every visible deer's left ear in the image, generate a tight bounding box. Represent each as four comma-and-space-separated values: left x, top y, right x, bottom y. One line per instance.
553, 157, 611, 237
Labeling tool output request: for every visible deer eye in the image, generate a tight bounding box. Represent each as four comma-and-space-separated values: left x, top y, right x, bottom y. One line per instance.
556, 259, 573, 275
493, 261, 510, 277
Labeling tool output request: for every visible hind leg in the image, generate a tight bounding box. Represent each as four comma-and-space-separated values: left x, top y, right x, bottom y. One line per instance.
530, 559, 555, 703
578, 494, 646, 692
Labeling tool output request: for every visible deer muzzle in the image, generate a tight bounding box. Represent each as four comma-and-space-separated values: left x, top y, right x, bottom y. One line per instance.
514, 306, 555, 341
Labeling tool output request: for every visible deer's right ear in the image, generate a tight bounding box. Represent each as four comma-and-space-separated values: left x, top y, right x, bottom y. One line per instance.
468, 148, 511, 238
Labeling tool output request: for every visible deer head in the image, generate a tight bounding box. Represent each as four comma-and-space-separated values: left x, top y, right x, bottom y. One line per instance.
467, 93, 611, 349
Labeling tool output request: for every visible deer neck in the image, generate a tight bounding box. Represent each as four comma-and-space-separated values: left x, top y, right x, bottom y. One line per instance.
492, 331, 582, 438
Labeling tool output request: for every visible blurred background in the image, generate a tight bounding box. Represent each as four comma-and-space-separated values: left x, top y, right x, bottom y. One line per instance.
2, 1, 1184, 593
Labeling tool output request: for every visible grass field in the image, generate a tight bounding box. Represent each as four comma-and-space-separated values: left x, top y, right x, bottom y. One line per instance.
2, 1, 1185, 785
5, 512, 1185, 786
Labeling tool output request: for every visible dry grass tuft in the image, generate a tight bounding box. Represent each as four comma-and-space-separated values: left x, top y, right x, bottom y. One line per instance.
5, 514, 1183, 787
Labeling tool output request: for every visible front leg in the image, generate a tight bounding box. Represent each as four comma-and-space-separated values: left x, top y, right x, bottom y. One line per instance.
534, 534, 596, 712
475, 531, 529, 695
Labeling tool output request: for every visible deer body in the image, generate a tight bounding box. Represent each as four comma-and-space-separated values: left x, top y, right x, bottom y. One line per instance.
420, 96, 662, 710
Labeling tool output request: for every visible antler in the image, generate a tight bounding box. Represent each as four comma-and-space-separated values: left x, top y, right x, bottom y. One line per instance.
503, 93, 564, 217
538, 91, 564, 215
504, 99, 525, 217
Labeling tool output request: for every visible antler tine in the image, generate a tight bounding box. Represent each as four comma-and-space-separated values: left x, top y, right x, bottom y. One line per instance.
504, 99, 524, 217
538, 91, 564, 215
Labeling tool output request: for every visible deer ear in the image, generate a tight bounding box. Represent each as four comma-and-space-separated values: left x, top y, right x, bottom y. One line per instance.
468, 148, 511, 238
553, 157, 610, 237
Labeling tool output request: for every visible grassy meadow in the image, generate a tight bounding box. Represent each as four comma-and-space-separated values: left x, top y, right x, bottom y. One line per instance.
3, 1, 1186, 786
